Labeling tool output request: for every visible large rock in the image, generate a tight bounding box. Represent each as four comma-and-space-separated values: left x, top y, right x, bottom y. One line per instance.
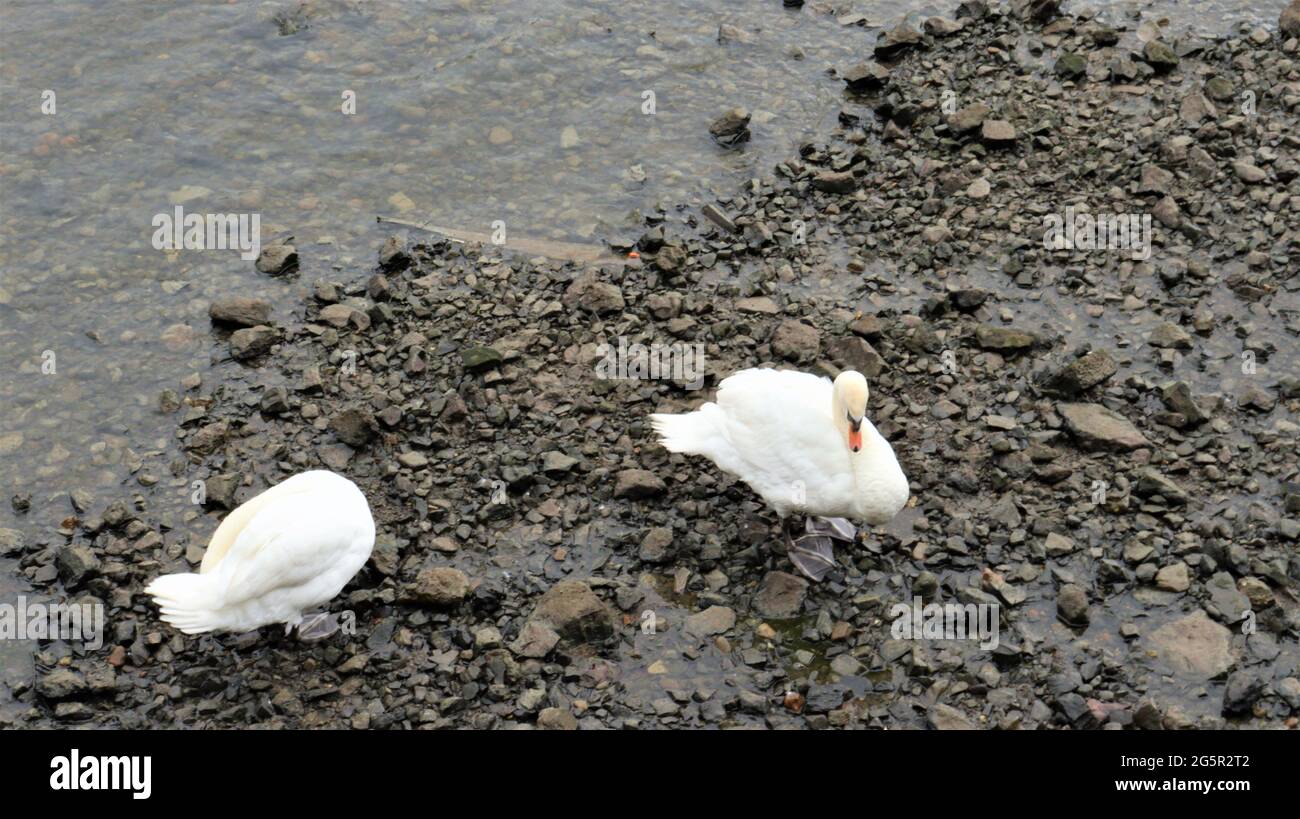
1054, 52, 1087, 79
928, 703, 978, 730
1012, 0, 1061, 22
685, 606, 736, 637
753, 571, 807, 618
654, 244, 687, 274
1146, 610, 1233, 678
947, 103, 990, 133
318, 303, 370, 331
1148, 321, 1192, 349
562, 273, 625, 315
975, 325, 1038, 352
1142, 40, 1179, 72
1040, 350, 1117, 396
56, 544, 101, 586
812, 170, 857, 194
1058, 403, 1150, 451
36, 668, 89, 701
329, 408, 374, 448
1222, 671, 1265, 715
537, 707, 578, 730
509, 620, 560, 659
613, 469, 666, 499
186, 420, 228, 455
1135, 469, 1189, 505
1160, 381, 1207, 425
873, 24, 922, 60
981, 119, 1016, 144
410, 567, 471, 606
770, 320, 821, 363
708, 107, 751, 147
828, 337, 884, 377
460, 345, 503, 372
1155, 562, 1191, 592
1056, 583, 1090, 625
638, 526, 674, 563
528, 579, 616, 643
255, 242, 298, 275
840, 61, 890, 91
203, 473, 241, 510
0, 528, 25, 556
230, 325, 277, 361
209, 297, 271, 327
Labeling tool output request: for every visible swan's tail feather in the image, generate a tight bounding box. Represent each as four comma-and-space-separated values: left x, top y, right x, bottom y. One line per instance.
650, 408, 720, 456
144, 572, 227, 634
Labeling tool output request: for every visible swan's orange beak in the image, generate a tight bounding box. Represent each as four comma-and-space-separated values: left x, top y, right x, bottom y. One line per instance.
848, 428, 862, 452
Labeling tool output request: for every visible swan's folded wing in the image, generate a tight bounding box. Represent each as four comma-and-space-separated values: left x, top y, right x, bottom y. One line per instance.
710, 368, 852, 500
212, 492, 364, 606
200, 472, 320, 573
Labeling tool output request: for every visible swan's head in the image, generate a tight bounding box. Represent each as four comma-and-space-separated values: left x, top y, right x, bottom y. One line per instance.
832, 370, 870, 453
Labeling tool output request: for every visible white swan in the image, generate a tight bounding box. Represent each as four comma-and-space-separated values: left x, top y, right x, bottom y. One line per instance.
650, 368, 908, 580
145, 470, 375, 639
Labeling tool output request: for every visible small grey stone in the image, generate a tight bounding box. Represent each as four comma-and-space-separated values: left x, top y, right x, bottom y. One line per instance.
410, 567, 471, 607
209, 297, 271, 327
928, 703, 978, 730
229, 325, 277, 361
1058, 403, 1150, 451
1155, 562, 1191, 592
1142, 40, 1179, 71
614, 469, 666, 500
770, 320, 821, 363
255, 243, 298, 275
1057, 584, 1090, 625
685, 606, 736, 637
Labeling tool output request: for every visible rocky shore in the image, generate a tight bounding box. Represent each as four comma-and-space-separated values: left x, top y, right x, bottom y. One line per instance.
3, 0, 1299, 729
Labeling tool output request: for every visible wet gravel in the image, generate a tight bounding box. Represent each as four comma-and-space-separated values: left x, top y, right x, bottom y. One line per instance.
3, 1, 1299, 729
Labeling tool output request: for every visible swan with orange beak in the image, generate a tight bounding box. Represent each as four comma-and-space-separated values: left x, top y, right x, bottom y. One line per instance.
650, 368, 909, 581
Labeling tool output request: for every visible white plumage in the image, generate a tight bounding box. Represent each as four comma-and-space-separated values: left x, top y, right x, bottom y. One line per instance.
145, 470, 375, 635
650, 368, 909, 525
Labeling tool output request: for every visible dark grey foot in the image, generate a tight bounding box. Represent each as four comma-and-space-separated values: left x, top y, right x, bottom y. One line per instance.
806, 517, 857, 542
296, 611, 341, 642
789, 535, 837, 582
780, 522, 842, 579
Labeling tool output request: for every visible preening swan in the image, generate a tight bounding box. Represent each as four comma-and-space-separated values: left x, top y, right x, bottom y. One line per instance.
650, 368, 909, 581
145, 470, 375, 640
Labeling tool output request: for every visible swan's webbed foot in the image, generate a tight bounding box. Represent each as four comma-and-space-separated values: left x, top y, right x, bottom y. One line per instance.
805, 516, 857, 543
783, 518, 855, 582
789, 535, 837, 582
296, 611, 341, 642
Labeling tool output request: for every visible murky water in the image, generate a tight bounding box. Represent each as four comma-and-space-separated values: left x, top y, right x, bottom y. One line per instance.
0, 0, 1294, 721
